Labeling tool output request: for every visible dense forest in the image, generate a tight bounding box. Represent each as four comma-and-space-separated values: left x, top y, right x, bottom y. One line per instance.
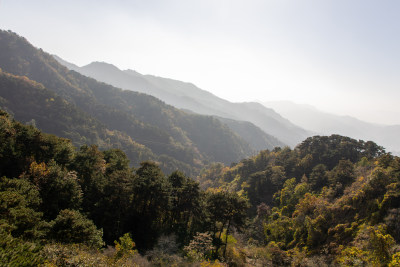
0, 109, 249, 265
2, 108, 400, 266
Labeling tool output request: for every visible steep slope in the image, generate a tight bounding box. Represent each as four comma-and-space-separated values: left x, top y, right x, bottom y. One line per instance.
0, 69, 173, 169
66, 61, 287, 150
54, 58, 310, 147
0, 30, 254, 172
133, 72, 311, 146
264, 101, 400, 153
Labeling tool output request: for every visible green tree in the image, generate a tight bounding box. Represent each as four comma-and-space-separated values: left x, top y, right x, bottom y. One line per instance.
71, 145, 106, 220
129, 161, 171, 250
328, 159, 355, 188
168, 171, 201, 244
103, 149, 131, 175
98, 169, 134, 244
114, 233, 136, 259
23, 161, 82, 220
205, 191, 249, 258
49, 209, 103, 248
0, 176, 44, 239
246, 168, 278, 212
309, 164, 328, 192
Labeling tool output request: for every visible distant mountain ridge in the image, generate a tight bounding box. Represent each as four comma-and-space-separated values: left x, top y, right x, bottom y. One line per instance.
0, 30, 259, 175
53, 56, 310, 147
263, 101, 400, 154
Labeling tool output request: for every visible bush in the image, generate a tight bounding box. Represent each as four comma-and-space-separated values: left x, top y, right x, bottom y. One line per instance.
0, 229, 44, 266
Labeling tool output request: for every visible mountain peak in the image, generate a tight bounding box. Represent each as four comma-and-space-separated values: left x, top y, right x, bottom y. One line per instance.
83, 61, 121, 72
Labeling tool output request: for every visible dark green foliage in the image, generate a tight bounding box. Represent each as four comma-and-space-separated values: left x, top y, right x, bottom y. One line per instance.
98, 169, 134, 244
0, 176, 44, 239
49, 209, 103, 248
103, 148, 131, 174
328, 159, 355, 185
167, 171, 201, 244
296, 135, 385, 171
22, 161, 82, 220
0, 108, 75, 179
71, 145, 107, 215
309, 164, 328, 191
246, 167, 286, 213
0, 110, 206, 255
129, 162, 171, 250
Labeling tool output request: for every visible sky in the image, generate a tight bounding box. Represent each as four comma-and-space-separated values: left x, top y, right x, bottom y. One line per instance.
0, 0, 399, 125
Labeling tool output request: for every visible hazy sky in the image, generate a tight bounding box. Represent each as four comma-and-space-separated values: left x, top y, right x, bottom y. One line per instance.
1, 0, 399, 124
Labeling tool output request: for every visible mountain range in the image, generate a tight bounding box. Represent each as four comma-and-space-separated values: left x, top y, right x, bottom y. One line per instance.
55, 55, 400, 155
54, 56, 309, 147
0, 30, 267, 175
1, 28, 398, 177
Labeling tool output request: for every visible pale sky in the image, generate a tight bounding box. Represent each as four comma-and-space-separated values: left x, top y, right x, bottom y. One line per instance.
1, 0, 399, 125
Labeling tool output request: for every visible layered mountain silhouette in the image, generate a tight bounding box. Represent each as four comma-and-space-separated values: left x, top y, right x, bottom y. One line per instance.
0, 30, 263, 175
264, 101, 400, 154
54, 56, 309, 147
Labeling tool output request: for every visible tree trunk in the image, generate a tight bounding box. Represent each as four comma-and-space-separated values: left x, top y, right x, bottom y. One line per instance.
223, 220, 231, 259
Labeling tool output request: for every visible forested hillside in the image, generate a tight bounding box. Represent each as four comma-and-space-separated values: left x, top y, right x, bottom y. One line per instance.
199, 135, 400, 265
2, 107, 400, 265
0, 30, 255, 175
0, 69, 156, 163
0, 109, 250, 265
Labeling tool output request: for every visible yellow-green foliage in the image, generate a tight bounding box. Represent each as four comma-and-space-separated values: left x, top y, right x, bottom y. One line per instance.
389, 252, 400, 267
0, 229, 44, 266
337, 246, 370, 266
368, 225, 395, 265
114, 233, 136, 259
337, 225, 396, 266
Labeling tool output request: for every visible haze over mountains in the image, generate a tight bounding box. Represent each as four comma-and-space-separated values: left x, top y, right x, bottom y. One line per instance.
54, 55, 400, 155
0, 29, 397, 165
0, 30, 266, 175
264, 101, 400, 154
2, 1, 400, 264
54, 56, 309, 147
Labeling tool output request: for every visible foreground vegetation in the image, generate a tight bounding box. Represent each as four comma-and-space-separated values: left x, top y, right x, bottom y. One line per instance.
1, 108, 400, 266
0, 109, 247, 266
